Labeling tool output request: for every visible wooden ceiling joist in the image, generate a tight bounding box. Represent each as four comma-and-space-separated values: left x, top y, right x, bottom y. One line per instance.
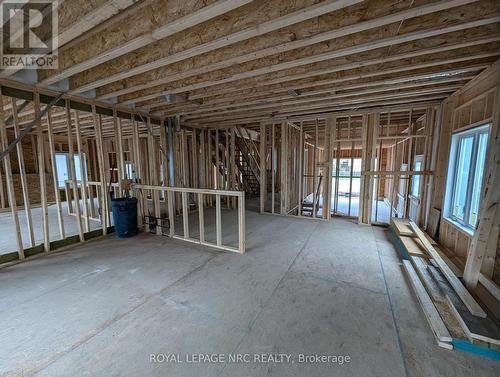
184, 35, 500, 103
184, 89, 454, 125
179, 81, 468, 120
90, 0, 485, 101
117, 14, 500, 106
0, 0, 141, 79
39, 0, 255, 86
68, 0, 362, 95
150, 63, 490, 116
0, 0, 498, 129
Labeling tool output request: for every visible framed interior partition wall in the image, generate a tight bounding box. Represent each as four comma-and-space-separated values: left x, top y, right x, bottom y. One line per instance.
369, 107, 437, 225
330, 115, 364, 219
258, 103, 441, 226
260, 121, 314, 218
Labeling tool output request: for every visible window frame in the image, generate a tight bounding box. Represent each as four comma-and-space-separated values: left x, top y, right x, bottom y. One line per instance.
444, 124, 490, 232
410, 155, 424, 199
54, 152, 86, 189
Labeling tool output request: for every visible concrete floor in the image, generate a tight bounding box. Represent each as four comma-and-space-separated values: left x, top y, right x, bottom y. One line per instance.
0, 211, 498, 376
0, 201, 102, 254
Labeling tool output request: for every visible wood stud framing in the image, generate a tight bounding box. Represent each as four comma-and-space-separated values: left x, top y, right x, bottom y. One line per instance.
0, 0, 498, 323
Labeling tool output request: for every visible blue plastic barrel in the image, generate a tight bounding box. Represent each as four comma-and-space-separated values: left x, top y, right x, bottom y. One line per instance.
111, 197, 138, 238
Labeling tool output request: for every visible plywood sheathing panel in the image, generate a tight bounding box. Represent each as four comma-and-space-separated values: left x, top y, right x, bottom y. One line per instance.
82, 0, 498, 99
72, 0, 348, 93
39, 0, 224, 82
116, 22, 500, 107
83, 0, 414, 95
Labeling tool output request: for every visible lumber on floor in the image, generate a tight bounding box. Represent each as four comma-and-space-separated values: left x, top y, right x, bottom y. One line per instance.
409, 220, 486, 318
393, 222, 500, 351
402, 259, 453, 349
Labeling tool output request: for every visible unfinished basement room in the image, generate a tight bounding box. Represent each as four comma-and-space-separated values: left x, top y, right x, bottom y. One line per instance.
1, 0, 500, 376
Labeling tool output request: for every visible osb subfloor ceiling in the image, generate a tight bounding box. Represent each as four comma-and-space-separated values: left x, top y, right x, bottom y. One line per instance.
2, 0, 500, 128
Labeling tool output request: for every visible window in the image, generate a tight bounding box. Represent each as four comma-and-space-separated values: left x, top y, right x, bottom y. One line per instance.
55, 154, 69, 188
445, 125, 489, 231
74, 155, 83, 181
55, 153, 86, 188
411, 156, 424, 198
125, 162, 135, 179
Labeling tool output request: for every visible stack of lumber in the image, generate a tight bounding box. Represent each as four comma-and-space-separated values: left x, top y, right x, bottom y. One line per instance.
391, 218, 500, 355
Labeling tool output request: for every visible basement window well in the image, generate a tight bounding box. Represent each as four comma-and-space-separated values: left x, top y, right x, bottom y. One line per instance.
444, 124, 490, 233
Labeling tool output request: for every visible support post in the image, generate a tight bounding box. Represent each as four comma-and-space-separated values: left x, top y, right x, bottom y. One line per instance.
11, 97, 35, 246
66, 102, 84, 241
323, 117, 334, 220
47, 109, 65, 239
198, 192, 205, 243
75, 110, 90, 232
92, 107, 108, 234
464, 86, 500, 289
259, 123, 266, 213
114, 109, 125, 196
35, 92, 50, 251
0, 93, 24, 259
238, 194, 245, 254
182, 191, 189, 239
216, 194, 222, 246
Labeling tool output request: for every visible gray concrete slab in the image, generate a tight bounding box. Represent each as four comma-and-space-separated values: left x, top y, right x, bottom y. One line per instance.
0, 201, 102, 254
0, 213, 498, 377
372, 227, 499, 377
221, 271, 405, 377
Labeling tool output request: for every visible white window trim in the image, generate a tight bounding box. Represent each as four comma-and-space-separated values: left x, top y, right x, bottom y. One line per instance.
55, 152, 86, 188
409, 155, 424, 200
443, 123, 490, 234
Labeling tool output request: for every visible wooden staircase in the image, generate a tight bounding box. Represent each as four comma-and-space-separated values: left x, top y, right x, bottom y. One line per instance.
213, 127, 262, 197
234, 136, 260, 196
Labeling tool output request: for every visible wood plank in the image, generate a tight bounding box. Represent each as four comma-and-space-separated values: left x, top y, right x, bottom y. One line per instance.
446, 296, 500, 346
463, 86, 500, 289
131, 119, 144, 227
238, 193, 245, 254
400, 235, 426, 257
66, 103, 84, 242
46, 110, 66, 239
167, 190, 175, 237
216, 194, 222, 246
75, 110, 90, 233
260, 124, 267, 213
478, 274, 500, 303
426, 255, 500, 344
409, 220, 486, 318
182, 191, 189, 239
92, 107, 108, 234
35, 93, 50, 251
393, 217, 438, 245
115, 111, 125, 195
0, 94, 24, 259
281, 122, 287, 216
392, 218, 414, 236
10, 97, 35, 247
411, 256, 446, 303
434, 245, 464, 278
402, 260, 453, 348
198, 193, 205, 243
